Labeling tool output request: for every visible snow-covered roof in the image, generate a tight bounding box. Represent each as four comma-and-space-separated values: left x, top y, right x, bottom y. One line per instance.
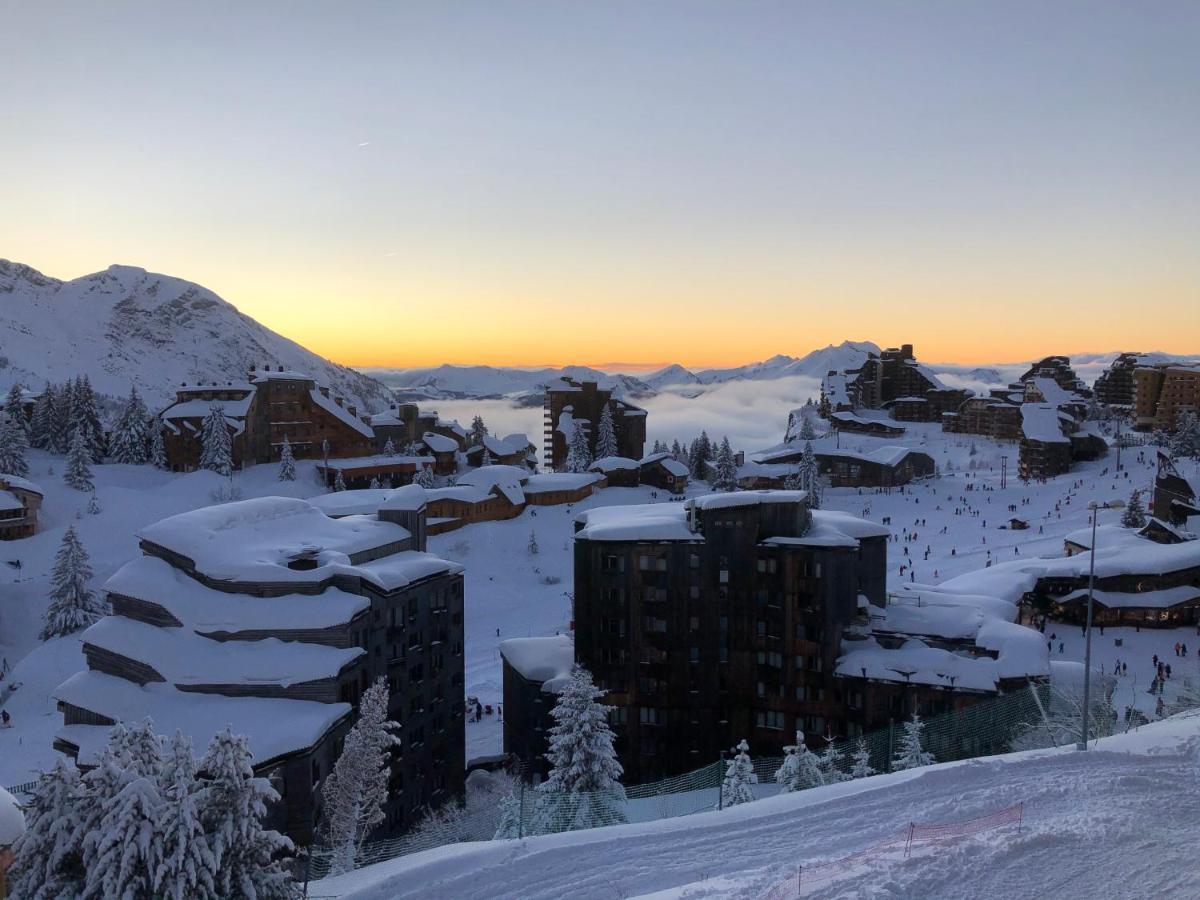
104, 555, 369, 633
250, 369, 313, 383
574, 503, 698, 543
54, 671, 350, 768
481, 433, 531, 456
137, 497, 413, 587
421, 431, 459, 453
589, 456, 640, 473
322, 454, 431, 472
0, 785, 23, 847
357, 551, 463, 591
523, 472, 605, 494
837, 637, 1004, 692
761, 510, 891, 549
455, 466, 528, 505
499, 635, 575, 693
369, 409, 404, 426
308, 388, 374, 437
639, 453, 689, 477
378, 484, 427, 512
1020, 403, 1070, 443
688, 490, 810, 511
308, 488, 399, 518
1058, 585, 1200, 610
912, 363, 949, 392
0, 490, 23, 512
161, 393, 255, 422
1028, 376, 1079, 408
0, 473, 43, 496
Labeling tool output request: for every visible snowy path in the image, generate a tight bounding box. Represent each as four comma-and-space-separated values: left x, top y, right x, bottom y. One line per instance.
320, 716, 1200, 900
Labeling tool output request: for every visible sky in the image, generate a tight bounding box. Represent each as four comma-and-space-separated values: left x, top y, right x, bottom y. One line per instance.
2, 1, 1198, 369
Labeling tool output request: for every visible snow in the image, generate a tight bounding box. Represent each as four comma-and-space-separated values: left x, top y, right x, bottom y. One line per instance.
573, 503, 697, 543
308, 389, 375, 438
357, 551, 464, 592
688, 489, 810, 511
323, 454, 432, 472
0, 490, 23, 512
523, 473, 605, 494
1028, 376, 1078, 407
378, 484, 428, 512
498, 635, 575, 692
421, 432, 459, 453
638, 453, 689, 477
309, 489, 402, 517
0, 784, 23, 847
0, 473, 44, 496
161, 393, 255, 424
1057, 584, 1200, 610
588, 456, 639, 473
456, 466, 529, 505
1019, 403, 1070, 443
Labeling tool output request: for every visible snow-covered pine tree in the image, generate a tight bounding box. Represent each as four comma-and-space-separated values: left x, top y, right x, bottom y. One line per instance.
83, 774, 164, 899
566, 421, 592, 473
149, 419, 169, 469
198, 726, 296, 898
277, 436, 297, 481
0, 413, 30, 477
71, 375, 106, 462
595, 404, 619, 460
49, 380, 73, 453
492, 789, 524, 840
528, 529, 539, 555
198, 404, 234, 476
817, 743, 849, 783
720, 739, 757, 808
75, 727, 138, 882
799, 441, 821, 509
333, 469, 347, 492
8, 758, 86, 900
713, 437, 738, 492
368, 476, 381, 489
1170, 410, 1199, 459
534, 665, 627, 833
29, 382, 55, 450
469, 415, 489, 446
41, 525, 106, 639
4, 384, 27, 436
850, 738, 876, 779
382, 437, 397, 456
480, 448, 492, 467
670, 439, 683, 460
773, 732, 823, 792
86, 491, 101, 515
1121, 490, 1147, 528
109, 386, 150, 464
892, 712, 935, 771
798, 415, 816, 441
156, 730, 219, 900
64, 429, 94, 490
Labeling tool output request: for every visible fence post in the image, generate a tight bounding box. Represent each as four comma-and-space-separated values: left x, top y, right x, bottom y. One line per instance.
886, 719, 894, 773
904, 822, 915, 857
1017, 801, 1024, 835
518, 772, 525, 840
717, 751, 726, 811
797, 864, 802, 893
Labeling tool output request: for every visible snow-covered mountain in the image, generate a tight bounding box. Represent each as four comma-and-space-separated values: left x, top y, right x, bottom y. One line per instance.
0, 260, 393, 414
693, 340, 881, 384
370, 364, 655, 402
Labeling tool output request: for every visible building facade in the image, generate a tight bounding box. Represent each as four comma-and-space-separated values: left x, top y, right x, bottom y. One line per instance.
0, 474, 43, 540
1133, 363, 1200, 432
543, 378, 646, 471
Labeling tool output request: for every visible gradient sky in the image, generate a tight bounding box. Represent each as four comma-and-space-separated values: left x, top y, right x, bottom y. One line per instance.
2, 2, 1197, 369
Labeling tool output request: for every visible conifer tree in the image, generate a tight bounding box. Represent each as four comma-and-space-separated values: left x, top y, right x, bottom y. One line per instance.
670, 439, 683, 460
566, 421, 592, 473
595, 404, 619, 460
4, 383, 27, 436
198, 404, 233, 476
368, 476, 381, 489
492, 790, 524, 840
8, 758, 86, 900
30, 382, 55, 450
321, 678, 400, 874
70, 375, 105, 462
49, 380, 73, 453
382, 437, 397, 456
773, 732, 823, 792
0, 413, 30, 477
713, 437, 738, 492
64, 430, 94, 490
528, 528, 539, 555
720, 739, 757, 808
850, 738, 876, 779
469, 415, 489, 446
156, 731, 219, 900
480, 448, 492, 467
42, 526, 105, 639
83, 775, 164, 899
414, 464, 435, 488
1121, 490, 1147, 528
798, 416, 816, 441
86, 491, 101, 515
534, 665, 627, 833
817, 743, 849, 784
892, 712, 935, 771
198, 727, 296, 899
333, 469, 347, 492
150, 420, 169, 469
75, 727, 138, 881
108, 386, 150, 464
277, 436, 296, 482
1170, 410, 1199, 460
799, 441, 821, 509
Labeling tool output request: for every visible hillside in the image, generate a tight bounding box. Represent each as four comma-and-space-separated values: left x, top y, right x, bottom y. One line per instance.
0, 260, 393, 413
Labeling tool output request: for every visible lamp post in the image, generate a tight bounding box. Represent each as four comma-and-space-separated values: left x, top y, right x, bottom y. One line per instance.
1079, 498, 1125, 750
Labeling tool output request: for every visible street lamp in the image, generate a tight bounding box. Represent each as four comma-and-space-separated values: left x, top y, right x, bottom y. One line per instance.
1079, 498, 1125, 751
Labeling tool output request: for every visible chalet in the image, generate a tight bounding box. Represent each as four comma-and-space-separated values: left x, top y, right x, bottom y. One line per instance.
752, 445, 935, 488
465, 433, 536, 469
543, 378, 646, 471
1152, 457, 1199, 528
420, 431, 461, 475
316, 454, 434, 489
0, 474, 42, 540
370, 404, 468, 455
828, 411, 904, 437
523, 472, 606, 506
637, 453, 690, 494
588, 456, 642, 488
53, 494, 465, 844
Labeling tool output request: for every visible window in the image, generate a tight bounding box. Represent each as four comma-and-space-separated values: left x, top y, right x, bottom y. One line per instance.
690, 646, 700, 663
639, 707, 663, 726
795, 655, 806, 670
602, 554, 624, 572
757, 620, 767, 637
689, 554, 700, 569
756, 710, 785, 730
689, 586, 700, 600
608, 707, 628, 725
689, 616, 700, 631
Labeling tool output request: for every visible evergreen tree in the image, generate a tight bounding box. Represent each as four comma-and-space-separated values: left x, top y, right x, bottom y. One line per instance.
83, 776, 164, 900
29, 382, 55, 450
70, 375, 106, 462
321, 678, 400, 875
109, 387, 151, 465
892, 712, 935, 771
720, 739, 757, 808
198, 727, 296, 899
49, 380, 73, 453
799, 441, 822, 509
414, 464, 435, 488
534, 665, 627, 833
492, 790, 524, 840
333, 469, 347, 492
150, 420, 169, 469
277, 436, 297, 481
86, 491, 101, 515
64, 429, 94, 490
528, 528, 539, 555
0, 413, 30, 477
75, 727, 138, 884
595, 404, 619, 460
850, 738, 876, 779
798, 415, 816, 441
382, 437, 397, 456
480, 448, 492, 467
773, 732, 823, 792
41, 526, 105, 639
817, 743, 849, 784
1121, 490, 1147, 528
712, 437, 738, 492
670, 439, 683, 460
1170, 410, 1199, 459
198, 404, 234, 476
469, 415, 489, 446
8, 758, 86, 900
156, 731, 219, 900
368, 476, 381, 489
565, 421, 592, 473
4, 383, 27, 436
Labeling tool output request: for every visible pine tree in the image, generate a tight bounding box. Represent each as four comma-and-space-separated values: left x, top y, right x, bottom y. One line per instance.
41, 526, 105, 639
333, 469, 347, 492
713, 437, 738, 491
321, 678, 400, 874
492, 790, 524, 840
1170, 410, 1199, 460
0, 413, 30, 477
198, 404, 234, 476
83, 776, 163, 900
527, 528, 540, 555
156, 731, 219, 900
670, 439, 683, 460
892, 712, 935, 771
75, 727, 138, 883
8, 758, 86, 900
109, 386, 150, 464
1121, 490, 1147, 528
798, 416, 816, 441
720, 739, 757, 808
773, 732, 823, 792
86, 491, 101, 515
199, 727, 296, 899
382, 437, 397, 456
150, 419, 169, 469
469, 415, 489, 446
49, 380, 72, 453
595, 404, 619, 460
30, 382, 55, 450
4, 383, 27, 436
799, 441, 822, 509
566, 420, 592, 473
534, 665, 627, 833
64, 429, 94, 490
277, 436, 296, 482
70, 375, 105, 462
850, 738, 876, 779
480, 448, 492, 467
817, 743, 849, 784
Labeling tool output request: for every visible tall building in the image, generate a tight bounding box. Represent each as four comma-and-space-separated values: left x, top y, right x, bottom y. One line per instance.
543, 378, 646, 471
820, 344, 969, 422
572, 491, 888, 782
1093, 352, 1145, 408
53, 489, 465, 844
1133, 363, 1200, 432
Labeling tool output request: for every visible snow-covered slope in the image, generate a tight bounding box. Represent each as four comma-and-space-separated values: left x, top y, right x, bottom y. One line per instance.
0, 260, 393, 413
693, 340, 881, 385
322, 714, 1200, 900
370, 364, 655, 402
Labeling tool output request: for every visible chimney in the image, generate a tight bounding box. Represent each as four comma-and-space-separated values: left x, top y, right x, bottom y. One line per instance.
348, 405, 357, 417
